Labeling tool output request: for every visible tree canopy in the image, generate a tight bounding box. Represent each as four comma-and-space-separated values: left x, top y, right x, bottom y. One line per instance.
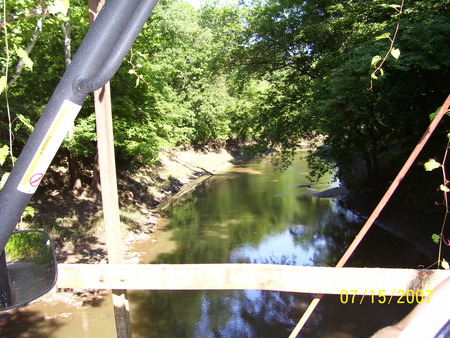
241, 0, 449, 181
1, 0, 449, 192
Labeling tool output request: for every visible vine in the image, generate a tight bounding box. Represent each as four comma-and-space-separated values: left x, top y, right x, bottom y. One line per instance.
369, 1, 404, 90
368, 2, 450, 269
1, 0, 14, 167
424, 106, 450, 270
1, 0, 49, 222
125, 49, 149, 88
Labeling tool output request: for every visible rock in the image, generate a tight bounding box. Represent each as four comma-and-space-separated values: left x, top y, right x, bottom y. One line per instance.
309, 186, 347, 198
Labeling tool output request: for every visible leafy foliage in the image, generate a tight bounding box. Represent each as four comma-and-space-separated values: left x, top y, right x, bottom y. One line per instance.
1, 0, 258, 171
1, 0, 449, 195
238, 0, 450, 183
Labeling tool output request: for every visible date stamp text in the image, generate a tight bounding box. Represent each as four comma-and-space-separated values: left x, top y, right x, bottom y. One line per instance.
339, 289, 434, 304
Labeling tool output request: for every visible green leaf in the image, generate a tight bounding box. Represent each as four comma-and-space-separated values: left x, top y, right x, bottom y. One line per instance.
0, 145, 9, 166
0, 173, 9, 190
16, 47, 33, 71
390, 47, 401, 60
424, 159, 441, 171
375, 32, 391, 40
371, 55, 382, 67
49, 0, 70, 16
22, 206, 35, 219
17, 114, 35, 132
440, 184, 450, 192
371, 67, 384, 80
372, 68, 384, 80
430, 106, 442, 122
432, 233, 440, 244
380, 4, 402, 10
0, 76, 7, 94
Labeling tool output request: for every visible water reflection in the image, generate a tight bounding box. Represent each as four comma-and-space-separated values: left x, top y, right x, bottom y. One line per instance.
130, 152, 430, 337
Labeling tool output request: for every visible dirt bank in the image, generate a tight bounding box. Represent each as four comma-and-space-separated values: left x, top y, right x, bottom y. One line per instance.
0, 148, 244, 326
23, 147, 244, 265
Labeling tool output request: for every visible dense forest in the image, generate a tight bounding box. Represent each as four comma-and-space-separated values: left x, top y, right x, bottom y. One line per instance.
1, 1, 450, 252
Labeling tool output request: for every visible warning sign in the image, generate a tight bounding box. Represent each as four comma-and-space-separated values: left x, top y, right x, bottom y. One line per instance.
17, 100, 81, 194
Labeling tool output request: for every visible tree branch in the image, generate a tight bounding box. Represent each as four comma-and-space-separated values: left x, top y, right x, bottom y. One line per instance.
7, 15, 44, 87
0, 7, 53, 30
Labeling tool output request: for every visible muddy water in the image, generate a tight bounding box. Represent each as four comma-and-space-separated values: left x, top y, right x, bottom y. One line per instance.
129, 152, 430, 337
0, 152, 430, 337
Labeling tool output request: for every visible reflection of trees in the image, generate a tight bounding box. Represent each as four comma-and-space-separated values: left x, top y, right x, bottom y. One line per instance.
288, 197, 361, 267
298, 294, 417, 338
130, 290, 204, 338
237, 289, 418, 338
5, 232, 54, 264
0, 310, 64, 337
240, 291, 298, 337
131, 155, 428, 337
161, 169, 344, 265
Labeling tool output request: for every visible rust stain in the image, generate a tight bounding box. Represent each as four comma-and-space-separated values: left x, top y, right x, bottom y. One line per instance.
408, 270, 433, 291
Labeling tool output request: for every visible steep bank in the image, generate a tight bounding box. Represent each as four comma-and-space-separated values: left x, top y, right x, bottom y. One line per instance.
0, 148, 246, 328
26, 148, 246, 264
341, 160, 449, 264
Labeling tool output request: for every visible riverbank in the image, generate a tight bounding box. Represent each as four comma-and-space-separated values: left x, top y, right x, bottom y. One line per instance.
24, 147, 247, 265
120, 148, 247, 262
2, 149, 432, 336
0, 147, 247, 328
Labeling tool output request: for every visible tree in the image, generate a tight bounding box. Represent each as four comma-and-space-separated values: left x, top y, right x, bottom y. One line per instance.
238, 0, 450, 185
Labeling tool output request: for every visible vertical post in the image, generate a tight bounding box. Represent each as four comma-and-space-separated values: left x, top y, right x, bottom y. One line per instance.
89, 1, 132, 337
95, 83, 132, 338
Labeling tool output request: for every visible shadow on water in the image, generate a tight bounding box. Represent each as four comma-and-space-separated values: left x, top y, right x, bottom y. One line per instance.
0, 310, 63, 337
0, 152, 430, 337
129, 152, 431, 338
0, 290, 117, 338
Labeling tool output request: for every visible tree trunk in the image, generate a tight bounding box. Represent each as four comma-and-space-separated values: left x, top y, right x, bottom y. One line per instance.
8, 17, 42, 87
363, 152, 373, 181
88, 0, 106, 203
367, 126, 380, 180
90, 152, 101, 200
61, 19, 83, 195
67, 150, 82, 194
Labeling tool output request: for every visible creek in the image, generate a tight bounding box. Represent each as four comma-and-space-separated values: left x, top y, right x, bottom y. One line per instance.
0, 151, 430, 337
129, 151, 430, 337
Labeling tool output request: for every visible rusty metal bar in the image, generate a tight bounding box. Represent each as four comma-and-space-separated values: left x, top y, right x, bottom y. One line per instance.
57, 264, 450, 293
290, 94, 450, 337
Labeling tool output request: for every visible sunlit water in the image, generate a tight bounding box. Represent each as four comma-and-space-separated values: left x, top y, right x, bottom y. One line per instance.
0, 152, 430, 337
129, 152, 430, 338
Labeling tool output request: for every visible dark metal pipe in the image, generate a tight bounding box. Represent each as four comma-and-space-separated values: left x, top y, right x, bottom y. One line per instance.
75, 0, 158, 94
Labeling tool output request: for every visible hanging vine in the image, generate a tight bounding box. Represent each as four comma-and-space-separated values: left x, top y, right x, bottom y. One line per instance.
424, 107, 450, 270
369, 1, 404, 91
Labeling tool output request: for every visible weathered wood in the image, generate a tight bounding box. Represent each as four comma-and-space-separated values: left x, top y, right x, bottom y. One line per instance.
57, 264, 450, 295
89, 1, 131, 336
94, 72, 132, 338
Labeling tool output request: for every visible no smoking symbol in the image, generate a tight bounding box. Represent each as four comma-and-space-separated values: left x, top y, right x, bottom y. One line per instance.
30, 173, 44, 188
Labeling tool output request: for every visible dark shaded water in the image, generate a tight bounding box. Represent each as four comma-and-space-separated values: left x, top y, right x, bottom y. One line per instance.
130, 152, 430, 338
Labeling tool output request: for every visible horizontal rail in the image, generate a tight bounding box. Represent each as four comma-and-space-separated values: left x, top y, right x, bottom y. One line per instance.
57, 264, 450, 294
